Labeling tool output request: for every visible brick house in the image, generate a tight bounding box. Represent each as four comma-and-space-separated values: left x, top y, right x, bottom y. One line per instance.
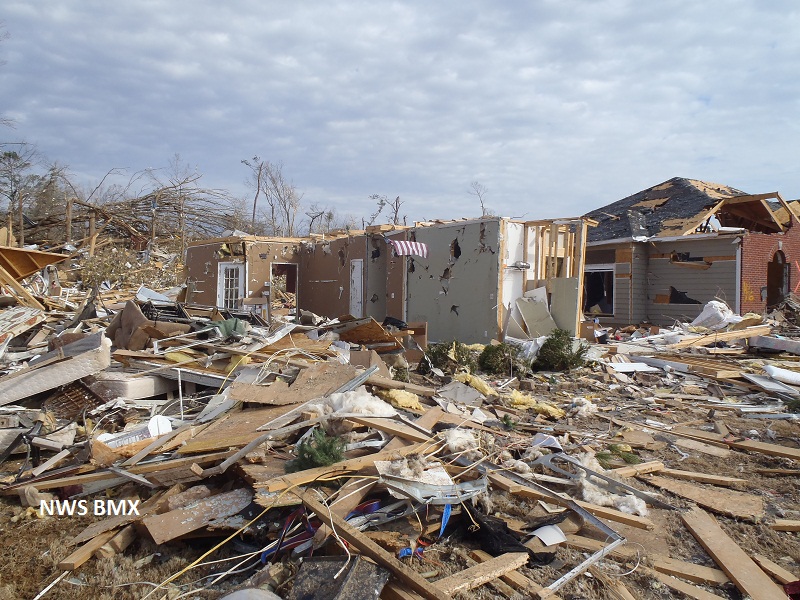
582, 177, 800, 326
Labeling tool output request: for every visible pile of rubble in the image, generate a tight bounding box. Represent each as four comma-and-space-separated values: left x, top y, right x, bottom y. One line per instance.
0, 270, 798, 599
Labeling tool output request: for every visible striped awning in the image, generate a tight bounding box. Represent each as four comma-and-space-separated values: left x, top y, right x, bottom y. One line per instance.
389, 240, 429, 258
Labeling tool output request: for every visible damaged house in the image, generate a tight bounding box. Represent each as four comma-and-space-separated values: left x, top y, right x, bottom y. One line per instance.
583, 177, 800, 326
184, 216, 594, 344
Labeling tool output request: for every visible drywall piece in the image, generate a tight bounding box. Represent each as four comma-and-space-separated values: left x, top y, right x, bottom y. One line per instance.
550, 277, 580, 335
681, 507, 787, 600
645, 476, 763, 520
0, 333, 112, 406
141, 488, 253, 545
516, 297, 557, 337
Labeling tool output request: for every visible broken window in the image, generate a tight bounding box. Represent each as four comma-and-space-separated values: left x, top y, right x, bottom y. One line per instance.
583, 266, 614, 316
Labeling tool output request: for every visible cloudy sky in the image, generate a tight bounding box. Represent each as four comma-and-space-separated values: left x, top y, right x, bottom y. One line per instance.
1, 1, 799, 225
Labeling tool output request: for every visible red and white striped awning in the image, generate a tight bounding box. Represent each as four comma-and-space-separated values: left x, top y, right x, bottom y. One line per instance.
389, 240, 429, 258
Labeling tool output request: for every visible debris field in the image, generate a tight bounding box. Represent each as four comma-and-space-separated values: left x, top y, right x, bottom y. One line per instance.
0, 246, 798, 600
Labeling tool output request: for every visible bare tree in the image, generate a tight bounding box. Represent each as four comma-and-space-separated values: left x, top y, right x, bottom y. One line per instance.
245, 159, 303, 237
469, 181, 491, 217
367, 194, 405, 226
241, 156, 266, 234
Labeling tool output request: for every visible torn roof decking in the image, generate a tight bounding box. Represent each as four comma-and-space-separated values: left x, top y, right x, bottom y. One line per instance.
584, 177, 798, 243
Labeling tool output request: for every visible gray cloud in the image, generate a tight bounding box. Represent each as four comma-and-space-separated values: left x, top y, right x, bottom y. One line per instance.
2, 1, 799, 223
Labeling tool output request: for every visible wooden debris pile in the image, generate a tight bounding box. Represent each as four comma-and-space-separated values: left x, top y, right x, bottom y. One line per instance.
0, 280, 797, 599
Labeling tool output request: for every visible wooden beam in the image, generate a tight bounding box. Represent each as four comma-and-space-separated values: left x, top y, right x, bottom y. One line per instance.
642, 476, 763, 521
651, 555, 729, 586
770, 519, 800, 532
94, 524, 137, 559
681, 507, 786, 600
752, 554, 799, 585
469, 549, 563, 599
58, 529, 120, 570
298, 491, 450, 600
645, 568, 727, 600
658, 468, 746, 488
435, 552, 528, 595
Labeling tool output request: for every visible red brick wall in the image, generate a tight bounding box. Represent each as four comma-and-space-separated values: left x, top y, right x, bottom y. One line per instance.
740, 215, 800, 313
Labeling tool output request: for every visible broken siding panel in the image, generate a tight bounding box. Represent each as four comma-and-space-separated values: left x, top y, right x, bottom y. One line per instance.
630, 244, 649, 323
645, 239, 737, 325
407, 219, 501, 343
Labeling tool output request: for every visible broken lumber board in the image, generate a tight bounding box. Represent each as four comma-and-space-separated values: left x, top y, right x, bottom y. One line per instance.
381, 584, 425, 600
140, 488, 252, 545
643, 476, 763, 520
673, 438, 732, 458
752, 554, 799, 585
681, 507, 787, 600
770, 519, 800, 532
434, 552, 529, 595
367, 374, 436, 397
650, 555, 729, 586
256, 439, 442, 492
673, 426, 800, 461
348, 416, 432, 443
588, 565, 637, 600
58, 528, 120, 570
94, 524, 137, 559
469, 549, 563, 599
727, 438, 800, 461
6, 450, 234, 494
611, 460, 664, 478
666, 324, 772, 349
297, 491, 450, 600
69, 487, 177, 545
658, 468, 746, 487
644, 568, 727, 600
488, 472, 654, 530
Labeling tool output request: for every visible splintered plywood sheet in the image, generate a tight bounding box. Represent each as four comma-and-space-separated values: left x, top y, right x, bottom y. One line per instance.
178, 405, 297, 454
335, 318, 403, 352
681, 507, 787, 600
141, 488, 253, 545
257, 333, 336, 356
644, 476, 764, 520
0, 306, 45, 344
230, 362, 358, 406
516, 297, 556, 337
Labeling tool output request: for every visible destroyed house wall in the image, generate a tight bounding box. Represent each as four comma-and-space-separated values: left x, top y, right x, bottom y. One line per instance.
184, 238, 300, 309
406, 219, 501, 344
645, 237, 738, 326
366, 234, 387, 321
741, 214, 800, 313
299, 236, 368, 318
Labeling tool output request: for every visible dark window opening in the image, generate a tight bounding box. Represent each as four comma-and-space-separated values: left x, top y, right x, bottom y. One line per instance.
584, 270, 614, 316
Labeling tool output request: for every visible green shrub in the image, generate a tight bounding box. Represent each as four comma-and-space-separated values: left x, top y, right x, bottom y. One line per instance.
417, 341, 477, 375
285, 429, 345, 473
534, 328, 587, 372
478, 343, 530, 377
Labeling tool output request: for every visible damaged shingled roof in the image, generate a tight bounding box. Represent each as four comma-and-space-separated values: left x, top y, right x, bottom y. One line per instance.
584, 176, 747, 242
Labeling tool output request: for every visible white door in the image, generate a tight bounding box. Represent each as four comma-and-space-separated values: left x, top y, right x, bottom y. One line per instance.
349, 259, 363, 317
217, 262, 244, 309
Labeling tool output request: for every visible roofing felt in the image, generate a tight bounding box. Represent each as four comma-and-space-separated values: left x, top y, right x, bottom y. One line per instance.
583, 177, 748, 242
